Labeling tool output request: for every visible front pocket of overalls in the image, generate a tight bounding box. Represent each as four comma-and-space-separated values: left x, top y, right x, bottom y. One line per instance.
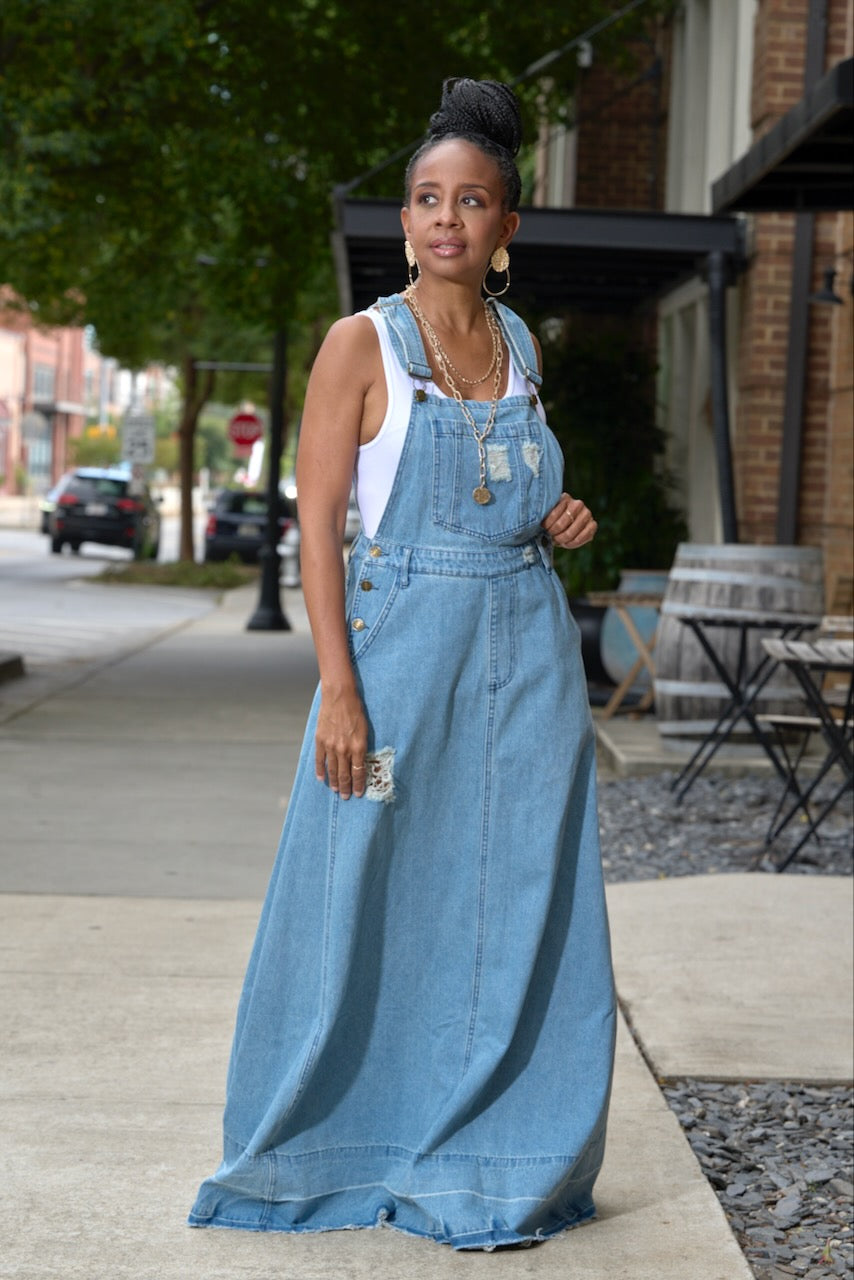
430, 415, 546, 542
346, 559, 400, 661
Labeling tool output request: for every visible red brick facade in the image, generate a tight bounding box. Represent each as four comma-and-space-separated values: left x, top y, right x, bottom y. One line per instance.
737, 0, 852, 605
574, 42, 669, 212
572, 1, 852, 606
0, 301, 87, 492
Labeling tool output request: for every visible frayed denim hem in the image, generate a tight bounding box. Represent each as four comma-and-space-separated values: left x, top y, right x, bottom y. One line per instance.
187, 1201, 598, 1251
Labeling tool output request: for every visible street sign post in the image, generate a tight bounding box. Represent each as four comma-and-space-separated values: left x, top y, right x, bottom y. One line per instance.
229, 411, 264, 448
122, 414, 156, 464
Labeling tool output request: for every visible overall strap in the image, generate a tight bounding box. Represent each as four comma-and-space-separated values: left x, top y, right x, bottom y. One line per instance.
489, 300, 543, 389
371, 295, 433, 381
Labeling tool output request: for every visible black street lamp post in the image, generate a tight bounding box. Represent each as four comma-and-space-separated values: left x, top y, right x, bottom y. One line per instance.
247, 326, 291, 631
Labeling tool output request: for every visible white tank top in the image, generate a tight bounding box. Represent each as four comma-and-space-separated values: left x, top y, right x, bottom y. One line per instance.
354, 306, 544, 538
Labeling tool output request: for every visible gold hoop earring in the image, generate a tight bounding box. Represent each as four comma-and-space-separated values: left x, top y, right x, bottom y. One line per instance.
484, 246, 510, 297
404, 240, 420, 288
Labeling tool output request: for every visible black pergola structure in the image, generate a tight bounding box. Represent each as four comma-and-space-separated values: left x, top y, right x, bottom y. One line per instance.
711, 54, 854, 546
333, 198, 746, 540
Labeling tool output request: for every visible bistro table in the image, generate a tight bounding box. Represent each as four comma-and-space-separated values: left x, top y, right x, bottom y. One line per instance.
760, 635, 853, 870
661, 602, 822, 802
586, 590, 664, 719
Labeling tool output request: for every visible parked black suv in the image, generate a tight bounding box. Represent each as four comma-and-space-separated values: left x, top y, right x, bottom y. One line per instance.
47, 467, 161, 559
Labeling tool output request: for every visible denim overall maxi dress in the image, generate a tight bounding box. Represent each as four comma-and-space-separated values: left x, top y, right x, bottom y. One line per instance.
189, 295, 616, 1251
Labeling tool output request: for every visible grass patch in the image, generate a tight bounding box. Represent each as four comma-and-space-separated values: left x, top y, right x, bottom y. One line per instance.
95, 560, 260, 590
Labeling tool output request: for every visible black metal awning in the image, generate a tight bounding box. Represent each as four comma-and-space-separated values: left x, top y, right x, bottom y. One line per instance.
712, 57, 854, 214
333, 199, 745, 316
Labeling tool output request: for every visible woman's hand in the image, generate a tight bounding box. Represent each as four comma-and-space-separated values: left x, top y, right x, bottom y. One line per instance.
542, 493, 598, 549
315, 685, 369, 800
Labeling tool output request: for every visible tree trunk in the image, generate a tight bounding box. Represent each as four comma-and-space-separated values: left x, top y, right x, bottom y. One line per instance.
178, 355, 215, 562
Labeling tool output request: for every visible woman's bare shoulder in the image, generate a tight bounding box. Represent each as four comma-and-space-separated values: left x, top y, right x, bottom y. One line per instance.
303, 314, 384, 422
320, 312, 380, 356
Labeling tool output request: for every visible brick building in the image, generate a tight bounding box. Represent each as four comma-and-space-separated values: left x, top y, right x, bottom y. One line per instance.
535, 0, 852, 607
724, 0, 853, 606
0, 302, 134, 495
0, 304, 87, 494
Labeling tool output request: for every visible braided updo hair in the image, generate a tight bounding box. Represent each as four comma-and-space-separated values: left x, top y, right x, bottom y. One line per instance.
404, 78, 523, 212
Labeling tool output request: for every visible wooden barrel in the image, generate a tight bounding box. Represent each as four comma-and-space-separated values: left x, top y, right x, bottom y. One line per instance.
654, 543, 824, 735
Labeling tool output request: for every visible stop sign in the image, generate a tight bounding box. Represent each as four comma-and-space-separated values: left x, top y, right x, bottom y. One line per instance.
229, 411, 264, 447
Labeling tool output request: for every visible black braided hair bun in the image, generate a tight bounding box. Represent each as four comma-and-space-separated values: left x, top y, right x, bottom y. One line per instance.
428, 78, 522, 158
405, 78, 523, 211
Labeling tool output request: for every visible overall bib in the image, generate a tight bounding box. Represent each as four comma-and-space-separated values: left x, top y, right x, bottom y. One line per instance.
189, 295, 616, 1250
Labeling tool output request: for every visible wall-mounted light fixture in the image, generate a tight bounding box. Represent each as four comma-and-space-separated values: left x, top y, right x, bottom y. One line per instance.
808, 266, 844, 306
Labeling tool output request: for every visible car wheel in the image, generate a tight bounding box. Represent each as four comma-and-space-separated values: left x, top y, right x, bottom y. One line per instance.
50, 535, 64, 554
69, 540, 82, 554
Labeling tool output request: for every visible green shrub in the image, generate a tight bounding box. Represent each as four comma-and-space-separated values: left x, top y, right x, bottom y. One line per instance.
537, 317, 687, 597
96, 560, 258, 589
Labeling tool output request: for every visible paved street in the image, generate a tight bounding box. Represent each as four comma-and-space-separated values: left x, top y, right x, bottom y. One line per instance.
0, 522, 215, 713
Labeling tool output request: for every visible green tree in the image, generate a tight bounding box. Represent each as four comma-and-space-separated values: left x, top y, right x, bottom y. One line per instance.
0, 0, 667, 557
69, 429, 122, 468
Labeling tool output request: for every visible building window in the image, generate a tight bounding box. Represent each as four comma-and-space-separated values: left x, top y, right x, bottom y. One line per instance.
33, 363, 56, 403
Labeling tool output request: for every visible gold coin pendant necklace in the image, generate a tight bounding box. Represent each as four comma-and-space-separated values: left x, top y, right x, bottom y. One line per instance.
405, 286, 504, 505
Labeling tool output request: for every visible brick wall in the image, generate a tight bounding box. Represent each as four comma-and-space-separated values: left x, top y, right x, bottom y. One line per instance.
823, 211, 854, 609
574, 43, 668, 211
735, 0, 853, 603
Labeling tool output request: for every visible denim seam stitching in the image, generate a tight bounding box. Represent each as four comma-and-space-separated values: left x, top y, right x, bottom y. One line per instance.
490, 576, 517, 692
462, 681, 495, 1072
220, 1133, 582, 1165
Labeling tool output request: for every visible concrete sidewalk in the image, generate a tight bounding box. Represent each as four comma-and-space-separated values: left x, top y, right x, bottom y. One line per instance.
1, 585, 850, 1280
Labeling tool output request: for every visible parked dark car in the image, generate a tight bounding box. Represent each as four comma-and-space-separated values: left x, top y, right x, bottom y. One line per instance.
204, 490, 294, 563
47, 467, 161, 558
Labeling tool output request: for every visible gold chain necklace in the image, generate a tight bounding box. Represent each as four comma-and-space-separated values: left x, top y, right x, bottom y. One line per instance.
405, 286, 504, 505
406, 294, 499, 387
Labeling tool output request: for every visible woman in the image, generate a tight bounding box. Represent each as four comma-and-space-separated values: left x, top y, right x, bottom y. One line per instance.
189, 78, 616, 1252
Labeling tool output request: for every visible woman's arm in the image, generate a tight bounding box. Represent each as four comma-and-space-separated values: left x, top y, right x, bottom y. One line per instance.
296, 315, 381, 800
530, 330, 599, 550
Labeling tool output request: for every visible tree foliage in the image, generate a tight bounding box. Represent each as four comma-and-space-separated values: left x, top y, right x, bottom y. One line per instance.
537, 316, 687, 595
0, 0, 668, 555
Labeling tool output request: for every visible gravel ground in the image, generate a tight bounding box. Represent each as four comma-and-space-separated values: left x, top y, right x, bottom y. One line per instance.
663, 1081, 852, 1280
598, 771, 853, 1280
598, 771, 853, 880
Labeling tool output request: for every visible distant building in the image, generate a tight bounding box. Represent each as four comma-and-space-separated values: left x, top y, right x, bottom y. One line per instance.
0, 297, 175, 494
0, 305, 86, 493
